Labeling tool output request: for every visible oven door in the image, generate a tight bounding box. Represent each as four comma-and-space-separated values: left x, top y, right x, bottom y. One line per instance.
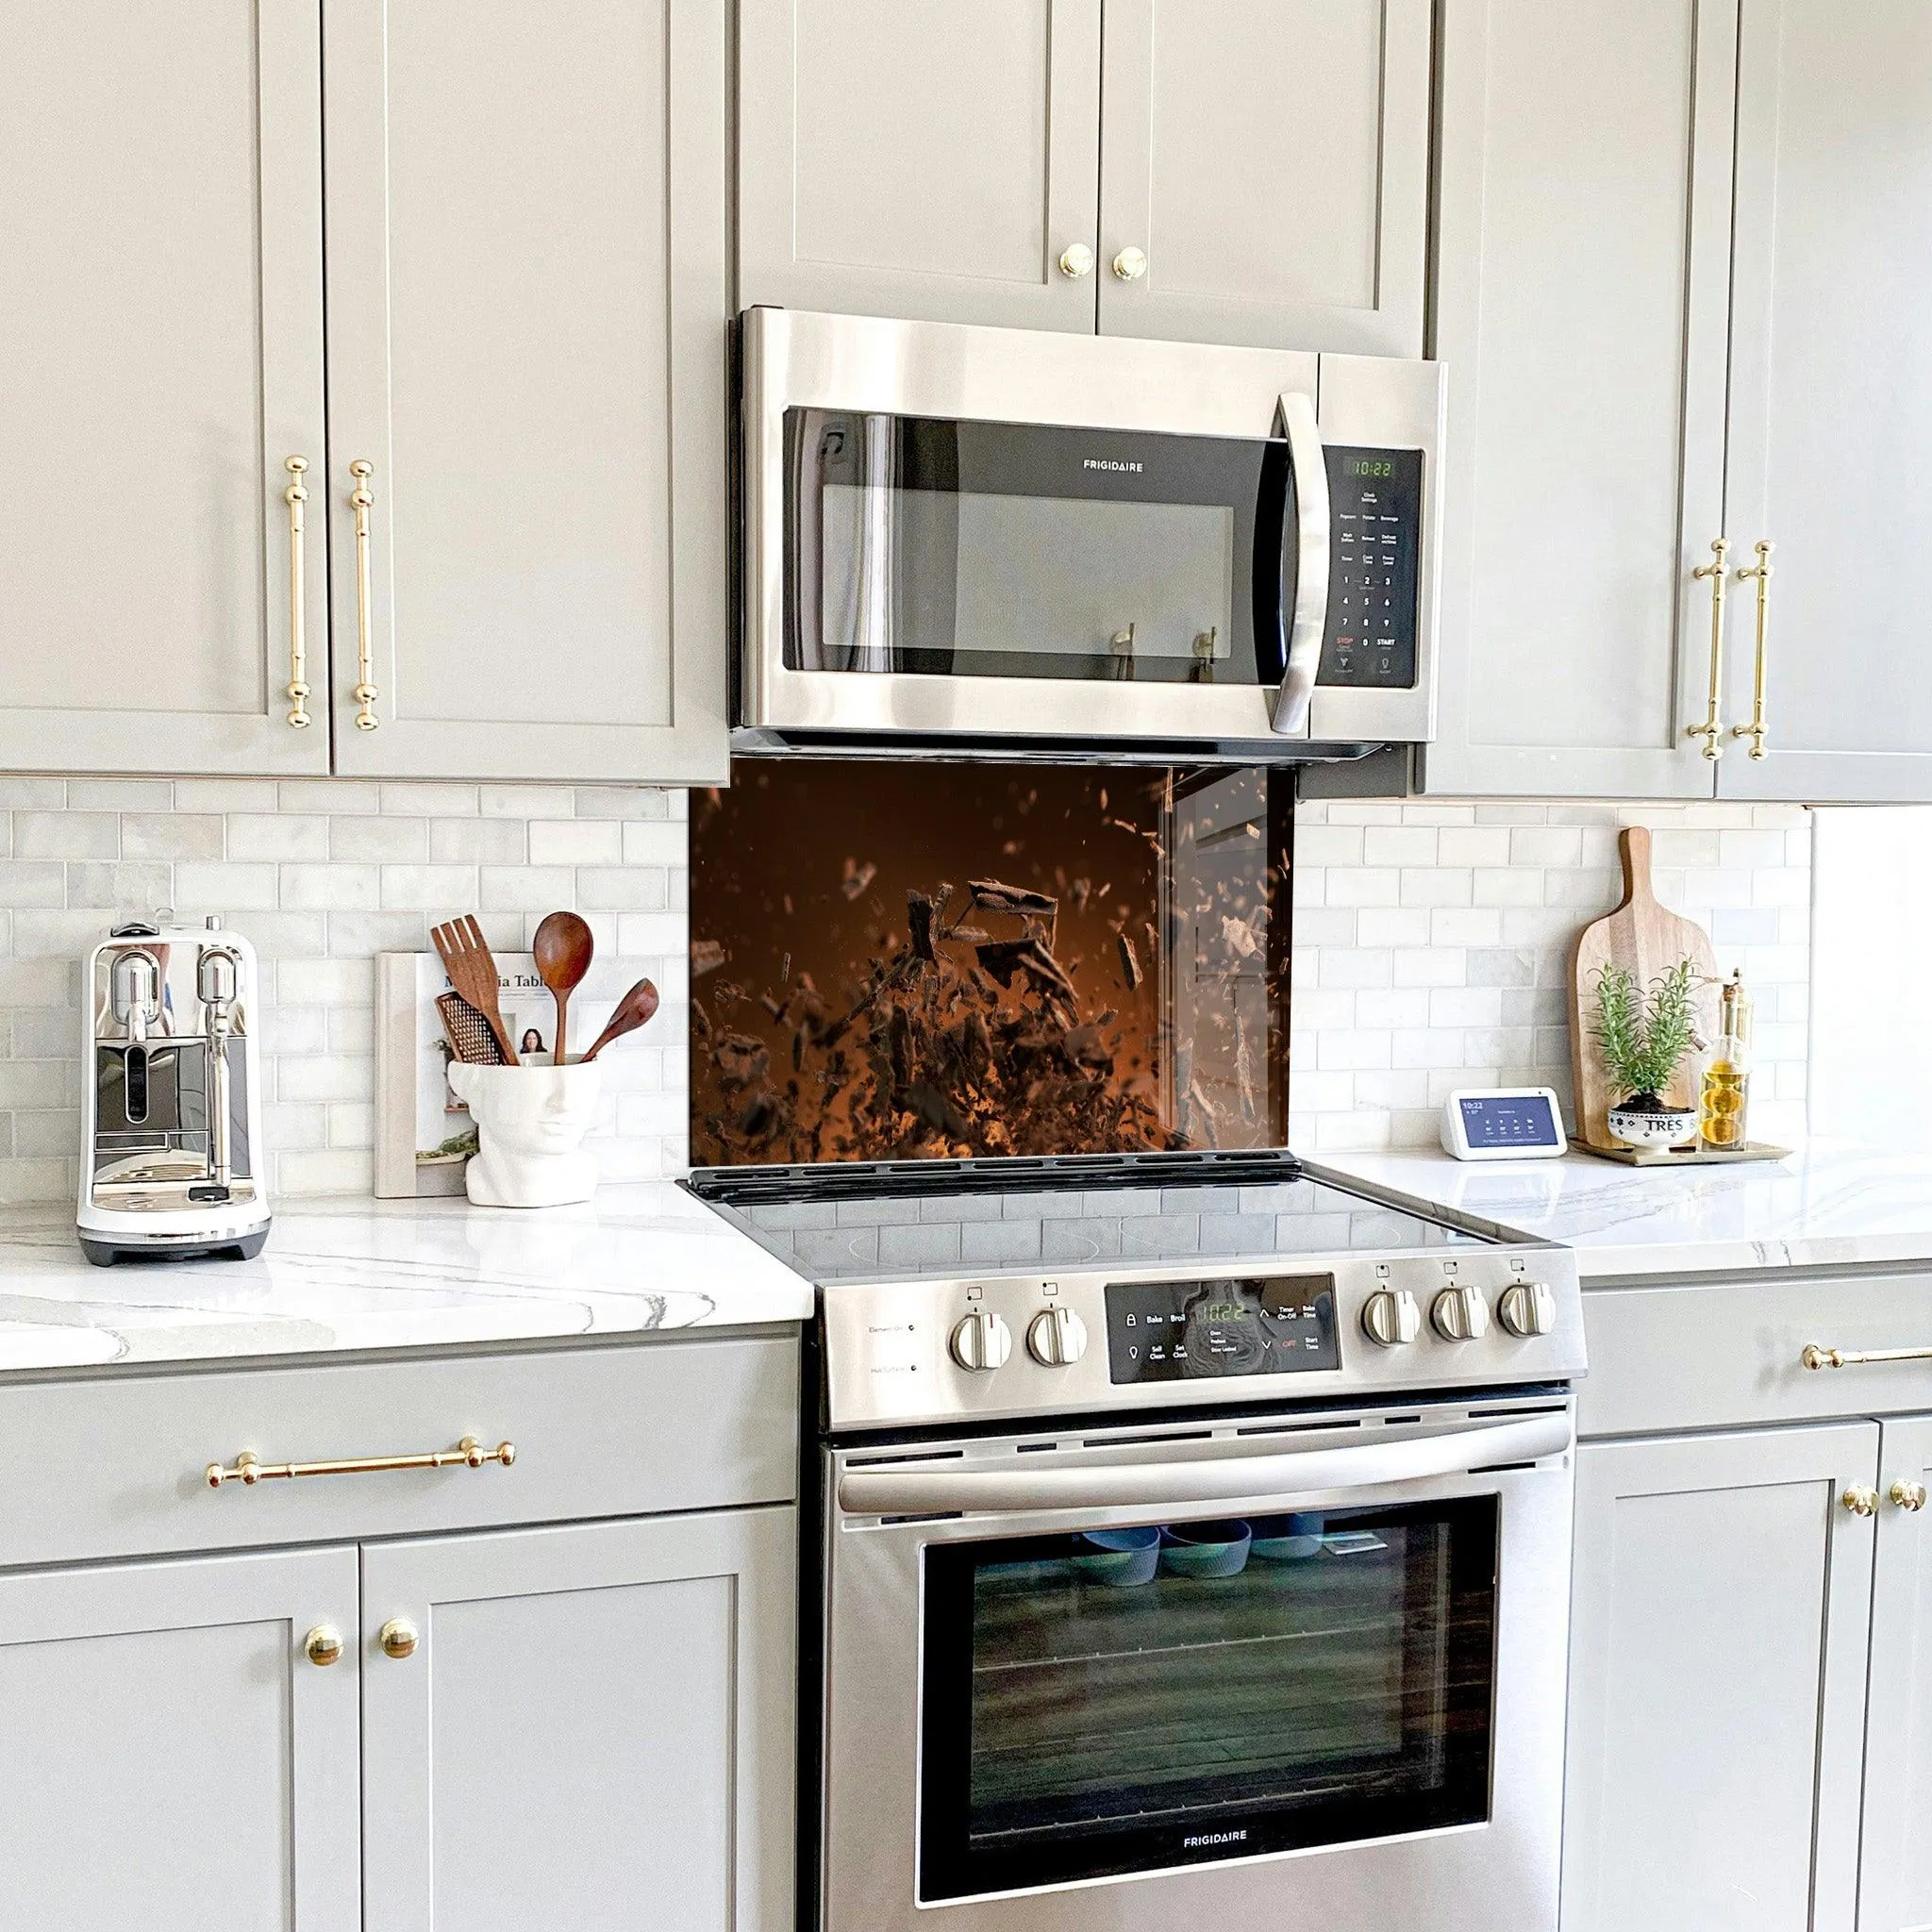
740, 308, 1441, 754
820, 1400, 1573, 1932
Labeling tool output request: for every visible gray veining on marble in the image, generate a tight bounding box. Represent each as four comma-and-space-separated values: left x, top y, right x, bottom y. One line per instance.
1313, 1141, 1932, 1278
0, 1183, 813, 1374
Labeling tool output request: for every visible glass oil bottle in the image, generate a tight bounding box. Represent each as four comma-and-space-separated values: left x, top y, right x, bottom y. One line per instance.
1699, 971, 1753, 1151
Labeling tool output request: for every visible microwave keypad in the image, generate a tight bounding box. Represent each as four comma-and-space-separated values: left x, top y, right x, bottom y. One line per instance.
1319, 445, 1423, 689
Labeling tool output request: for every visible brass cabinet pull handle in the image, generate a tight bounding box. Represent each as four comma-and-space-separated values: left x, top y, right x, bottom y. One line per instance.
1732, 540, 1774, 758
1843, 1486, 1880, 1518
283, 457, 311, 728
304, 1624, 344, 1667
349, 459, 379, 730
1687, 537, 1730, 758
1890, 1479, 1928, 1513
206, 1434, 515, 1489
1803, 1343, 1932, 1371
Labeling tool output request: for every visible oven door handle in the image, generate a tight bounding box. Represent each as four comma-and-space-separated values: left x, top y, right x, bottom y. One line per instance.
837, 1411, 1571, 1518
1269, 389, 1330, 737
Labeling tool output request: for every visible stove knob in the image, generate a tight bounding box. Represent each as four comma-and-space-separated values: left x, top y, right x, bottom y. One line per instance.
1431, 1284, 1491, 1342
949, 1309, 1012, 1374
1026, 1306, 1089, 1367
1498, 1280, 1557, 1339
1360, 1289, 1421, 1347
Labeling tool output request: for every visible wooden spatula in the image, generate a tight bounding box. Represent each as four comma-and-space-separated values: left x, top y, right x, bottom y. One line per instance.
432, 915, 519, 1065
580, 977, 659, 1061
1568, 826, 1720, 1149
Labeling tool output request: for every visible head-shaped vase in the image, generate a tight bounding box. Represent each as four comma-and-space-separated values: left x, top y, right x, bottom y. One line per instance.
446, 1061, 601, 1208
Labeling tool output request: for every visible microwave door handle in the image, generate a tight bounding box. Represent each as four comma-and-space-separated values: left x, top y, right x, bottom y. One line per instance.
1270, 390, 1331, 737
836, 1411, 1570, 1517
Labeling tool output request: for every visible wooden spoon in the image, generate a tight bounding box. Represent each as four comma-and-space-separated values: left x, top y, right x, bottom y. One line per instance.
580, 977, 660, 1062
532, 910, 594, 1064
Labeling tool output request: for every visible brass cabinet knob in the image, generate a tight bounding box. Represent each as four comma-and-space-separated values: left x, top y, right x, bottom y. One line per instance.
1111, 245, 1148, 282
1843, 1486, 1880, 1517
379, 1617, 420, 1660
304, 1624, 344, 1668
1058, 242, 1094, 279
1891, 1479, 1929, 1513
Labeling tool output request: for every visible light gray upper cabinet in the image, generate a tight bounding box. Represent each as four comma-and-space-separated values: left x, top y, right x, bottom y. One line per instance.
1423, 0, 1737, 799
0, 1, 330, 776
1716, 0, 1932, 802
1096, 0, 1429, 354
361, 1507, 795, 1932
737, 0, 1104, 332
323, 0, 729, 784
1562, 1423, 1876, 1932
1860, 1415, 1932, 1932
737, 0, 1427, 354
0, 1545, 360, 1932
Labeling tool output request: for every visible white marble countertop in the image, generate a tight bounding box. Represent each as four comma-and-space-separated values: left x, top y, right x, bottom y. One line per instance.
1314, 1140, 1932, 1279
0, 1183, 813, 1374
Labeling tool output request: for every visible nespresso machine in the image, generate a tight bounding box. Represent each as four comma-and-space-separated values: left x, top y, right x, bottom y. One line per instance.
76, 917, 271, 1265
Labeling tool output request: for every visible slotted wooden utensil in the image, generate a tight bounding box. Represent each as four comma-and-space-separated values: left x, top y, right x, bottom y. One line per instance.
532, 909, 594, 1064
580, 977, 660, 1061
436, 991, 506, 1066
431, 915, 518, 1065
1568, 825, 1719, 1151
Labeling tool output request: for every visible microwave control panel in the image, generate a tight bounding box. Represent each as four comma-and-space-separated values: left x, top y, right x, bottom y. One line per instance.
1319, 444, 1424, 690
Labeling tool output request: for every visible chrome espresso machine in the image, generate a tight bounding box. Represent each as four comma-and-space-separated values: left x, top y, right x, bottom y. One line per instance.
76, 916, 270, 1265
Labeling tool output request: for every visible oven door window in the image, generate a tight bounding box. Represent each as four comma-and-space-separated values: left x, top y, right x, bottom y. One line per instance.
784, 408, 1291, 688
918, 1496, 1497, 1899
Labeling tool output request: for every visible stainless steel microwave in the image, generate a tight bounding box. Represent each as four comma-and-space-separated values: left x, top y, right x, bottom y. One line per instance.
735, 308, 1445, 760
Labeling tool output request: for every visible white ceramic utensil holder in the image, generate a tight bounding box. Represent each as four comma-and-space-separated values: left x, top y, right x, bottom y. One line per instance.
447, 1062, 601, 1208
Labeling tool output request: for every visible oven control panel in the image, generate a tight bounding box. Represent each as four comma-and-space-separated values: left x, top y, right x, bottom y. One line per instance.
1104, 1274, 1340, 1384
1318, 444, 1423, 691
820, 1249, 1586, 1432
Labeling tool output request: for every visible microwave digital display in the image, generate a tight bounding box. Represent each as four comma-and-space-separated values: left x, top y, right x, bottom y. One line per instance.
1320, 444, 1424, 691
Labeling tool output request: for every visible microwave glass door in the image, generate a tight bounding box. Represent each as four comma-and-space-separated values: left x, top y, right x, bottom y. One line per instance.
917, 1495, 1498, 1899
786, 411, 1291, 688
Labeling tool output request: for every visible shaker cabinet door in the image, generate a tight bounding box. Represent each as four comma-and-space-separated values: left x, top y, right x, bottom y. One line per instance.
1719, 0, 1932, 802
1561, 1424, 1878, 1932
0, 0, 330, 775
737, 0, 1103, 332
1095, 0, 1429, 355
322, 0, 730, 783
361, 1507, 796, 1932
0, 1546, 360, 1932
1422, 0, 1733, 799
1857, 1415, 1932, 1932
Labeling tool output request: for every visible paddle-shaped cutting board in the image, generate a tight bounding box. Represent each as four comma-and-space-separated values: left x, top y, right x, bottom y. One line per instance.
1568, 826, 1722, 1151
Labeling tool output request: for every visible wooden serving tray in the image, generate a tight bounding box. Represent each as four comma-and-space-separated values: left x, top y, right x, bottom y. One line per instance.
1569, 1139, 1792, 1168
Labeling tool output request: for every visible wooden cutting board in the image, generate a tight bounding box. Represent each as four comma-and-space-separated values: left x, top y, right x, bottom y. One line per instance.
1568, 825, 1722, 1151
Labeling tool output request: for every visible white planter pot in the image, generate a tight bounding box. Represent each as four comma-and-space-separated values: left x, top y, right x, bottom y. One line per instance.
1607, 1103, 1698, 1150
446, 1061, 601, 1208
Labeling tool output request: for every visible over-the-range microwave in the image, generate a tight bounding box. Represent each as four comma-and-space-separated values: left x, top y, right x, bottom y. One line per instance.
733, 307, 1444, 763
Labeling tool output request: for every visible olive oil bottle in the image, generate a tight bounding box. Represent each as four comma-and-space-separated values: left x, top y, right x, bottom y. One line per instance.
1699, 971, 1753, 1150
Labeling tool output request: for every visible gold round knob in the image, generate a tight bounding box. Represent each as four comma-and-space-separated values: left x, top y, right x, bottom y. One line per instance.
379, 1617, 419, 1660
1111, 245, 1148, 282
304, 1624, 344, 1668
1891, 1479, 1928, 1512
1843, 1486, 1880, 1517
1058, 242, 1094, 279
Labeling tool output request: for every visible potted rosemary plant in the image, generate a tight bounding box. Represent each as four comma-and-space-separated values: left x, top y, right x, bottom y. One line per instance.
1591, 958, 1701, 1148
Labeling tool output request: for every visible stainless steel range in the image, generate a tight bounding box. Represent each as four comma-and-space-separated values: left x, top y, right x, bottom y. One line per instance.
691, 1155, 1585, 1932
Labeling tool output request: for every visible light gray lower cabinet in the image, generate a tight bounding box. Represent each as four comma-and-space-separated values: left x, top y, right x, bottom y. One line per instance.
737, 0, 1104, 332
1715, 0, 1932, 803
1095, 0, 1429, 355
0, 0, 330, 777
0, 1545, 361, 1931
1859, 1416, 1932, 1932
322, 0, 730, 783
1423, 0, 1736, 800
361, 1507, 797, 1932
1562, 1423, 1878, 1932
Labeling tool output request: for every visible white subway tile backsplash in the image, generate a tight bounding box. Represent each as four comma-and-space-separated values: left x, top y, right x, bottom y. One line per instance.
529, 820, 621, 865
228, 813, 330, 861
